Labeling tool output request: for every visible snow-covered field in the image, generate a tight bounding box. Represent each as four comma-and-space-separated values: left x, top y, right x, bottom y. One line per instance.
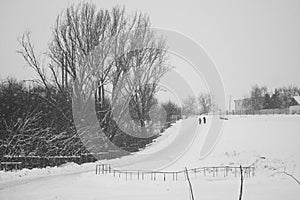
1, 115, 300, 200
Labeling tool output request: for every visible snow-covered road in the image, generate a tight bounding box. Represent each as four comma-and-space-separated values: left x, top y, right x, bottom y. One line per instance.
110, 117, 203, 171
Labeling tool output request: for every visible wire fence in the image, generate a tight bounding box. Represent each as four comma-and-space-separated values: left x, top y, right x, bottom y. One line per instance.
0, 162, 22, 171
223, 108, 294, 115
95, 164, 255, 181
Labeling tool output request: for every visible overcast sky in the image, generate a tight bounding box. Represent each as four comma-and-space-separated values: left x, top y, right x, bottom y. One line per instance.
0, 0, 299, 105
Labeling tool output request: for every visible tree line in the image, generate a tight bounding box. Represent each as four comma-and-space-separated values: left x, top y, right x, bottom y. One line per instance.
246, 85, 300, 111
181, 93, 215, 116
0, 77, 185, 158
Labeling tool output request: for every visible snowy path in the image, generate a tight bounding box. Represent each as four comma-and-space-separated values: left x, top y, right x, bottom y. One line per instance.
110, 117, 203, 171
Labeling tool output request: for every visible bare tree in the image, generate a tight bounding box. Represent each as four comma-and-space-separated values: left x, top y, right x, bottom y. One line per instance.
161, 100, 181, 123
250, 85, 268, 111
18, 3, 170, 148
197, 93, 215, 114
1, 109, 52, 156
107, 15, 169, 138
182, 96, 198, 116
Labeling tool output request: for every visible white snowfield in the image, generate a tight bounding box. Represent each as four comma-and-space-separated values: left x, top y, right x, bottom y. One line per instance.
1, 115, 300, 200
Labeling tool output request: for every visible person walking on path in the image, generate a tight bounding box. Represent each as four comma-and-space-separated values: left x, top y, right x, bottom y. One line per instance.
203, 116, 206, 124
198, 117, 202, 125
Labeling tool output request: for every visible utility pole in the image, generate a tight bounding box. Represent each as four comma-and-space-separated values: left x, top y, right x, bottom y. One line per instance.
229, 95, 232, 114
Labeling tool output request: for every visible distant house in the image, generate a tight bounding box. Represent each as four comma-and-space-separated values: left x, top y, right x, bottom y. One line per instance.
289, 96, 300, 114
234, 98, 252, 113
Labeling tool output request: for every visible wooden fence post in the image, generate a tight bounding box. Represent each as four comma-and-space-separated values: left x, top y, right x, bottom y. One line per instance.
185, 167, 195, 200
239, 165, 244, 200
235, 167, 237, 177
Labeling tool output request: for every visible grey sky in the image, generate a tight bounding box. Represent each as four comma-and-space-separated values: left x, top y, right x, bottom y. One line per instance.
0, 0, 299, 103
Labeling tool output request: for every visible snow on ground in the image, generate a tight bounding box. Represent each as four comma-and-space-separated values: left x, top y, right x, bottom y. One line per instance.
202, 115, 300, 177
135, 120, 183, 155
1, 115, 300, 200
1, 167, 300, 200
107, 117, 200, 170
